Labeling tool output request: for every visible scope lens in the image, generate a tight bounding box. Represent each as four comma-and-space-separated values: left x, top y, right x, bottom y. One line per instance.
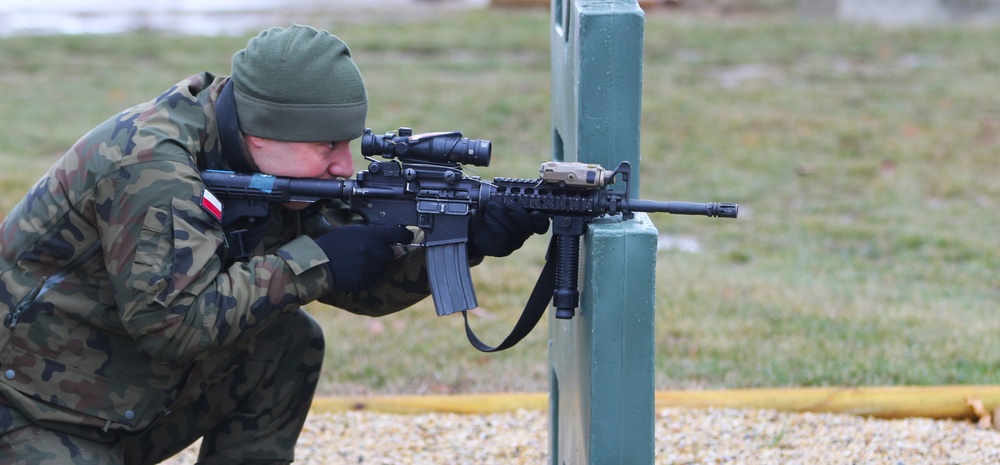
360, 131, 388, 157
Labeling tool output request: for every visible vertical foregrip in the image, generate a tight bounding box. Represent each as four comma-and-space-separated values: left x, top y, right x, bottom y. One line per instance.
551, 216, 588, 319
552, 234, 580, 319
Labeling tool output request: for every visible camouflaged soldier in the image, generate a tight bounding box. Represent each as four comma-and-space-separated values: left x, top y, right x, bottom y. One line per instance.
0, 25, 547, 464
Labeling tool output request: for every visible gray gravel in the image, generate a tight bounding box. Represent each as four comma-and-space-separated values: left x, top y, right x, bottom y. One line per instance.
160, 407, 1000, 464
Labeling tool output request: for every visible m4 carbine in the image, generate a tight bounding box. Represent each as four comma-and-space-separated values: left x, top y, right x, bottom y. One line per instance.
201, 127, 737, 323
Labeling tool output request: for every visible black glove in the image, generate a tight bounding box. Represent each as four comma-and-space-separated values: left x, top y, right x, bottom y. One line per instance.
467, 202, 550, 258
314, 224, 414, 292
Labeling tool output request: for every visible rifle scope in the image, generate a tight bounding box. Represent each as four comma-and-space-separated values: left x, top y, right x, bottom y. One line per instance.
361, 127, 492, 167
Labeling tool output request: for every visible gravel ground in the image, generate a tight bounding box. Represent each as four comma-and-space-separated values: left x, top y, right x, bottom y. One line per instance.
160, 407, 1000, 464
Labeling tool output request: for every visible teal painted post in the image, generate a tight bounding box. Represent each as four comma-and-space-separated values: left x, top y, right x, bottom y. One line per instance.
548, 1, 656, 464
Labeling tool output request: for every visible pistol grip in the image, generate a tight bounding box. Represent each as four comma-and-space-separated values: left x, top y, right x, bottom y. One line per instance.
426, 243, 478, 316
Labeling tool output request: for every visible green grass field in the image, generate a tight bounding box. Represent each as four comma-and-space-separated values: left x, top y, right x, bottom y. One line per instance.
2, 8, 999, 395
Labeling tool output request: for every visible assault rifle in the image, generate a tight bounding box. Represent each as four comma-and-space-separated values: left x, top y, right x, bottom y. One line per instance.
201, 128, 737, 347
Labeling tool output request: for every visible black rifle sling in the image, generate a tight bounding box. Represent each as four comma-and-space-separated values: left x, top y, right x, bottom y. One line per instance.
215, 80, 255, 174
214, 80, 269, 263
462, 236, 557, 352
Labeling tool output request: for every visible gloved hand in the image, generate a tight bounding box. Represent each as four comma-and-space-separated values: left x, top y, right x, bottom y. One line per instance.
467, 202, 549, 258
314, 224, 414, 292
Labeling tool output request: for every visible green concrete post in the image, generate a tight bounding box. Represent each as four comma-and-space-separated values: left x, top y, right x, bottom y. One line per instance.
549, 0, 656, 464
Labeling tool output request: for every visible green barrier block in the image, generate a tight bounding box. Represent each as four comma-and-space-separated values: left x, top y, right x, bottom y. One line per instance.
551, 0, 645, 195
549, 0, 654, 463
550, 214, 657, 464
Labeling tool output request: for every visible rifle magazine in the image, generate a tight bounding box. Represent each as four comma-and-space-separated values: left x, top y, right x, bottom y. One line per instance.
426, 243, 478, 317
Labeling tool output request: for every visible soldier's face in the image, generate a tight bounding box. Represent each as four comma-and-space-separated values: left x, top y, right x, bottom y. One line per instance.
246, 136, 355, 180
246, 136, 356, 210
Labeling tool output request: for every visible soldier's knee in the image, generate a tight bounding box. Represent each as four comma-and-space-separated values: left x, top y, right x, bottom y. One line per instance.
273, 308, 325, 375
253, 308, 325, 372
293, 307, 325, 352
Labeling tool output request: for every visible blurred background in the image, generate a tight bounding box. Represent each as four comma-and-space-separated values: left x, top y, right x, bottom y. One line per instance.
0, 0, 488, 36
5, 0, 1000, 37
2, 0, 1000, 396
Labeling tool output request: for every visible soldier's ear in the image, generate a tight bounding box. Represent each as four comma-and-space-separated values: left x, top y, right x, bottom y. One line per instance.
244, 134, 267, 149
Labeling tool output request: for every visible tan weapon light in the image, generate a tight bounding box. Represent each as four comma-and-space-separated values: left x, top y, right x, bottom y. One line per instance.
539, 161, 612, 188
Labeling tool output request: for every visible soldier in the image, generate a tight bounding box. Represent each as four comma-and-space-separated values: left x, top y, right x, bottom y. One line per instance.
0, 25, 547, 464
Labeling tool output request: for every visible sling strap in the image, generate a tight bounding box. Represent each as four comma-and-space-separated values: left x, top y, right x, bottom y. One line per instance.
215, 80, 255, 174
213, 80, 268, 263
462, 236, 557, 352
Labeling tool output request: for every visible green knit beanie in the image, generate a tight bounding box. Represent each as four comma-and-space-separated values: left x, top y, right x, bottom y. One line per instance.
230, 25, 368, 142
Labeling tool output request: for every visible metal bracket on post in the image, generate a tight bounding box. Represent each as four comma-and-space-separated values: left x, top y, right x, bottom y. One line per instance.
549, 0, 655, 464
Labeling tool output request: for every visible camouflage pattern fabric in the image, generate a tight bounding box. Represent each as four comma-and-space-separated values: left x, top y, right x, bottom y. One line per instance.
0, 307, 322, 464
0, 72, 431, 462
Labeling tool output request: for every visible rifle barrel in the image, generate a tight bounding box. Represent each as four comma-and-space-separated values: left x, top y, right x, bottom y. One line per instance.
629, 199, 738, 218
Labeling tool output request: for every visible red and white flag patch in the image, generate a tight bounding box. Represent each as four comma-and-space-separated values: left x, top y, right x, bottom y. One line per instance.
201, 188, 223, 222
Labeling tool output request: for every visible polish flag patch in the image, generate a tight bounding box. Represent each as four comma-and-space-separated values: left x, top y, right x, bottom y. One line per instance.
201, 188, 223, 222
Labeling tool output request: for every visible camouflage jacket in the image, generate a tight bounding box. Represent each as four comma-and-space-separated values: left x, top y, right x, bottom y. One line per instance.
0, 73, 430, 434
